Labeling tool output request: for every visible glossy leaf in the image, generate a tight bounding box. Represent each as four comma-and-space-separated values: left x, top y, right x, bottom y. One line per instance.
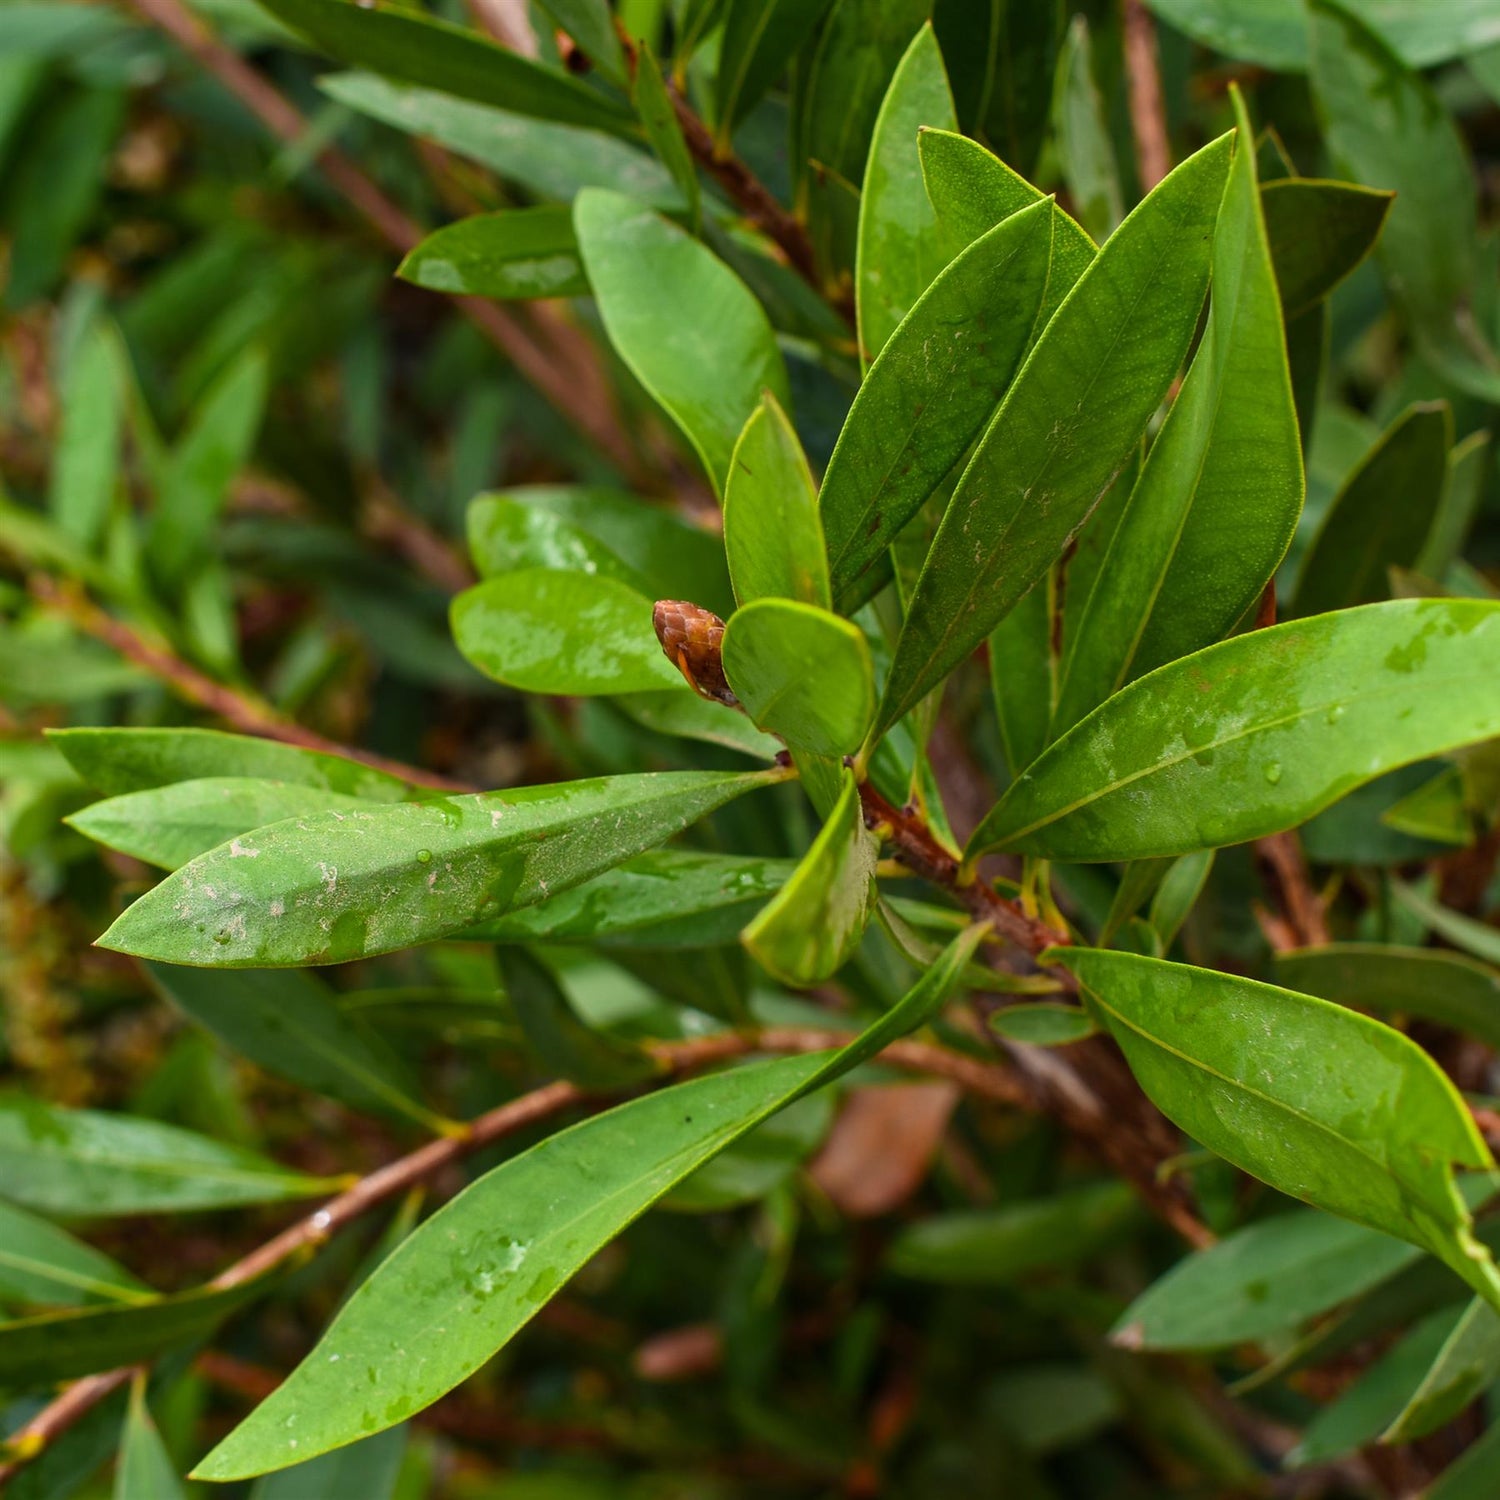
452, 568, 684, 695
721, 598, 875, 757
101, 769, 780, 967
147, 962, 446, 1129
1053, 97, 1301, 737
855, 23, 957, 366
193, 927, 981, 1480
47, 726, 412, 800
743, 768, 878, 984
633, 42, 698, 233
0, 1099, 334, 1216
1294, 403, 1450, 618
970, 599, 1500, 862
1260, 177, 1392, 320
1056, 948, 1500, 1309
397, 207, 587, 300
257, 0, 634, 135
574, 189, 788, 496
0, 1199, 149, 1311
879, 133, 1233, 735
723, 393, 829, 608
821, 197, 1054, 612
68, 778, 371, 872
115, 1385, 185, 1500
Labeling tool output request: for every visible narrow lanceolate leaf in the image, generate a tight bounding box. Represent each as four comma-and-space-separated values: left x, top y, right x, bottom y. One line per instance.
246, 1426, 408, 1500
0, 1199, 149, 1310
193, 926, 982, 1482
1419, 429, 1491, 582
148, 963, 447, 1130
970, 600, 1500, 862
49, 318, 124, 549
821, 197, 1054, 612
0, 1281, 261, 1387
716, 0, 834, 136
721, 599, 875, 757
1384, 1297, 1500, 1442
1392, 881, 1500, 968
743, 768, 877, 984
879, 133, 1233, 736
47, 726, 412, 800
632, 43, 698, 233
256, 0, 634, 136
116, 1385, 186, 1500
574, 189, 788, 496
534, 0, 625, 84
397, 207, 587, 300
855, 23, 957, 366
1114, 1208, 1423, 1352
0, 1100, 335, 1216
452, 568, 685, 694
1294, 403, 1451, 618
1050, 16, 1123, 243
1276, 945, 1500, 1053
723, 394, 829, 608
101, 769, 780, 968
1055, 948, 1500, 1311
68, 779, 371, 872
1055, 95, 1301, 737
1260, 177, 1392, 319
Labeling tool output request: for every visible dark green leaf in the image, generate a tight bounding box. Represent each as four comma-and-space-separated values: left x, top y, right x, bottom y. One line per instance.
1419, 429, 1491, 583
49, 318, 125, 550
1381, 766, 1471, 845
535, 0, 625, 83
397, 208, 588, 300
1391, 881, 1500, 968
0, 1199, 149, 1311
1260, 177, 1392, 320
988, 1002, 1096, 1046
632, 42, 698, 232
1385, 1296, 1500, 1442
247, 1425, 408, 1500
717, 0, 834, 135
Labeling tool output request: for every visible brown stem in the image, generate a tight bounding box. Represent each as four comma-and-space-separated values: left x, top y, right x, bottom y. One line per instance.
0, 1028, 1028, 1484
27, 574, 473, 794
1121, 0, 1172, 192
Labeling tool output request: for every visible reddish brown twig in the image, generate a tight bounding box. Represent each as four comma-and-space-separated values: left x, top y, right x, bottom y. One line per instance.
1122, 0, 1171, 192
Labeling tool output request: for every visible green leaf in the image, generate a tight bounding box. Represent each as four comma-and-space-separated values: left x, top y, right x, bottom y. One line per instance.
969, 599, 1500, 862
147, 962, 447, 1130
887, 1181, 1136, 1283
1260, 177, 1392, 319
1055, 948, 1500, 1310
1419, 429, 1491, 583
613, 687, 782, 759
1053, 96, 1302, 737
0, 1199, 149, 1311
1385, 1296, 1500, 1442
68, 778, 372, 871
1382, 766, 1471, 845
855, 23, 957, 366
1391, 881, 1500, 968
499, 947, 659, 1089
820, 196, 1055, 613
192, 926, 981, 1481
115, 1385, 185, 1500
397, 207, 588, 300
0, 1099, 335, 1216
1294, 403, 1450, 618
256, 0, 634, 135
467, 486, 732, 616
1050, 16, 1122, 243
0, 1281, 261, 1387
717, 0, 834, 136
473, 849, 796, 948
632, 42, 698, 233
988, 1002, 1097, 1046
321, 74, 681, 208
452, 568, 684, 695
1426, 1407, 1500, 1499
878, 133, 1233, 736
664, 1091, 834, 1212
724, 393, 828, 609
1143, 0, 1500, 69
574, 188, 788, 497
989, 577, 1056, 779
535, 0, 626, 83
49, 318, 125, 550
101, 769, 780, 967
1148, 849, 1214, 950
1275, 945, 1500, 1053
721, 598, 875, 756
248, 1425, 408, 1500
743, 768, 878, 984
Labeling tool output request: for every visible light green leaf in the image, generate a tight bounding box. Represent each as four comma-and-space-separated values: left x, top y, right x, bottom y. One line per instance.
721, 598, 875, 756
1385, 1296, 1500, 1442
1260, 177, 1392, 319
1053, 96, 1302, 737
535, 0, 625, 83
970, 599, 1500, 862
723, 393, 828, 609
821, 196, 1055, 613
452, 568, 684, 694
256, 0, 634, 135
101, 768, 780, 967
1050, 16, 1122, 243
49, 318, 125, 550
574, 188, 788, 497
878, 133, 1233, 736
743, 767, 877, 984
0, 1199, 149, 1311
0, 1100, 335, 1216
68, 778, 371, 872
147, 962, 446, 1130
855, 23, 957, 366
1055, 948, 1500, 1310
397, 207, 587, 300
192, 925, 982, 1481
632, 42, 698, 232
115, 1385, 185, 1500
1294, 402, 1450, 618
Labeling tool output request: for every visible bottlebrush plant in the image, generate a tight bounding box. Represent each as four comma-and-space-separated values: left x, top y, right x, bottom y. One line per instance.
2, 0, 1500, 1495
